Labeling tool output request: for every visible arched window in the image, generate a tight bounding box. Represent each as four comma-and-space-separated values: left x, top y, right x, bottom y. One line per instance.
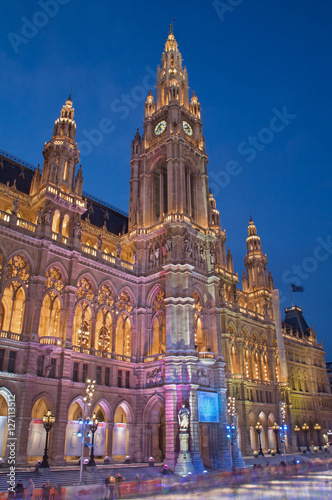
151, 314, 166, 355
96, 308, 112, 352
38, 293, 61, 338
150, 289, 166, 355
116, 314, 132, 357
62, 214, 70, 237
193, 291, 204, 350
73, 301, 92, 348
155, 164, 167, 220
261, 351, 269, 381
1, 255, 30, 334
52, 210, 61, 233
1, 283, 25, 333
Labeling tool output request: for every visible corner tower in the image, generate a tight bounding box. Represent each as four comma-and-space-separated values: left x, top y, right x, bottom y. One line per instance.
129, 28, 208, 230
243, 216, 274, 315
39, 95, 81, 194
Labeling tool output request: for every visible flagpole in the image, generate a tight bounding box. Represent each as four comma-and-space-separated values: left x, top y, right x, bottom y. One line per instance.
289, 283, 294, 307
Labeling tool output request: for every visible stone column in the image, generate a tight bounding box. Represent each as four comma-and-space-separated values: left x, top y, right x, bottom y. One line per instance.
164, 383, 178, 470
64, 286, 76, 347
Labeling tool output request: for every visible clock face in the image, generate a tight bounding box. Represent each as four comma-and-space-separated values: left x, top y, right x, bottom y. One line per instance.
154, 120, 167, 136
183, 121, 193, 136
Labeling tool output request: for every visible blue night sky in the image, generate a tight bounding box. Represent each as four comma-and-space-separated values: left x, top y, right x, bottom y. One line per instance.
1, 1, 332, 355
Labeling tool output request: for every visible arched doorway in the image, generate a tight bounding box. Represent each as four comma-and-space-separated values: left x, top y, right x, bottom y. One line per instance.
0, 388, 15, 458
249, 411, 257, 451
143, 396, 165, 462
64, 400, 84, 461
27, 397, 51, 462
113, 403, 131, 459
91, 404, 107, 458
267, 412, 278, 449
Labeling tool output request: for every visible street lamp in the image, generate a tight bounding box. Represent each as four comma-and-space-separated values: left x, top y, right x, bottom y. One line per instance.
79, 378, 96, 484
88, 413, 99, 466
294, 425, 301, 452
314, 423, 322, 451
272, 422, 281, 455
255, 422, 264, 456
41, 410, 55, 468
302, 423, 310, 452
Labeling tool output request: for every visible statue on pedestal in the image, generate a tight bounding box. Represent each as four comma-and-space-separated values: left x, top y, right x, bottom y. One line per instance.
178, 404, 190, 431
175, 404, 195, 475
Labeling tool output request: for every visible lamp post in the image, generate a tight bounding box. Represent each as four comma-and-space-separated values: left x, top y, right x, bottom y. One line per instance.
294, 425, 301, 452
314, 423, 322, 451
272, 422, 281, 455
88, 413, 99, 466
302, 423, 310, 452
78, 378, 96, 484
255, 422, 264, 456
41, 410, 55, 468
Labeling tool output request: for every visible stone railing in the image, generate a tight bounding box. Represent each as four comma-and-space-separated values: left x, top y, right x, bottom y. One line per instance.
0, 330, 22, 341
39, 336, 63, 346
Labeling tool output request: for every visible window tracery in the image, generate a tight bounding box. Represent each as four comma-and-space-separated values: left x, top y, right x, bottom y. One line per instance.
117, 290, 133, 313
76, 277, 94, 302
98, 284, 114, 307
5, 255, 30, 283
44, 267, 64, 294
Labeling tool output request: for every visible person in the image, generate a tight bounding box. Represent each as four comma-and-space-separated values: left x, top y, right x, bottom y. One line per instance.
104, 475, 111, 500
42, 480, 51, 500
109, 476, 115, 500
135, 474, 141, 494
26, 478, 35, 500
14, 481, 24, 500
34, 459, 42, 472
115, 473, 123, 499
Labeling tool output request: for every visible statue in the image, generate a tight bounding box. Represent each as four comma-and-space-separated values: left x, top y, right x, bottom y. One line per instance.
97, 234, 102, 250
12, 199, 19, 215
116, 243, 122, 258
74, 222, 82, 240
36, 208, 43, 224
210, 247, 215, 267
45, 210, 52, 226
178, 404, 190, 431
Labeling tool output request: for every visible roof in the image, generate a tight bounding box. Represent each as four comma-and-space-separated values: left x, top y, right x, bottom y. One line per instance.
0, 149, 128, 236
283, 305, 310, 338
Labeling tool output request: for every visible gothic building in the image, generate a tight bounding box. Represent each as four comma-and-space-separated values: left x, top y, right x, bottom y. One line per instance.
0, 29, 331, 468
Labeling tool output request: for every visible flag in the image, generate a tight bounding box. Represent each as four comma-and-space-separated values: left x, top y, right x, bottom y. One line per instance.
291, 284, 304, 292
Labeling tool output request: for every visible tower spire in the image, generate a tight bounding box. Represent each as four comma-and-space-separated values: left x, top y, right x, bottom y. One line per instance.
40, 96, 80, 194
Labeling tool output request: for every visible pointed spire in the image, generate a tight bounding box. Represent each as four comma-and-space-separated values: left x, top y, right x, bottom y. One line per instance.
68, 86, 72, 103
227, 247, 234, 272
74, 164, 83, 196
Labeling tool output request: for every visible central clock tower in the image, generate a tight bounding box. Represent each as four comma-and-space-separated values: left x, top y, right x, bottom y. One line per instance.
129, 29, 208, 230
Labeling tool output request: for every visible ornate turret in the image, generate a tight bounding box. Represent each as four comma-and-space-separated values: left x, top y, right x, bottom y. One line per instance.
243, 216, 274, 316
40, 95, 80, 194
156, 29, 189, 110
244, 217, 268, 289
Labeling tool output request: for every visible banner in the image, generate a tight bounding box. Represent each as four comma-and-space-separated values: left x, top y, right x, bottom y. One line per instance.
112, 423, 127, 455
198, 391, 219, 422
27, 419, 46, 456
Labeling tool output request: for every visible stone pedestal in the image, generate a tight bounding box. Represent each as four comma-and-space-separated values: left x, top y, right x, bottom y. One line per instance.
174, 431, 195, 475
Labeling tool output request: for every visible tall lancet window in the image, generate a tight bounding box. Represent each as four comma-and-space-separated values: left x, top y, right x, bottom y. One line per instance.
155, 164, 168, 220
150, 289, 166, 355
1, 255, 30, 334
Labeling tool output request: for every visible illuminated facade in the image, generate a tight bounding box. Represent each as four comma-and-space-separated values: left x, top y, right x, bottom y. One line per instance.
0, 29, 331, 467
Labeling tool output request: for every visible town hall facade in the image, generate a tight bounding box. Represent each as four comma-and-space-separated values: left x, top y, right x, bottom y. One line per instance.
0, 29, 331, 469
